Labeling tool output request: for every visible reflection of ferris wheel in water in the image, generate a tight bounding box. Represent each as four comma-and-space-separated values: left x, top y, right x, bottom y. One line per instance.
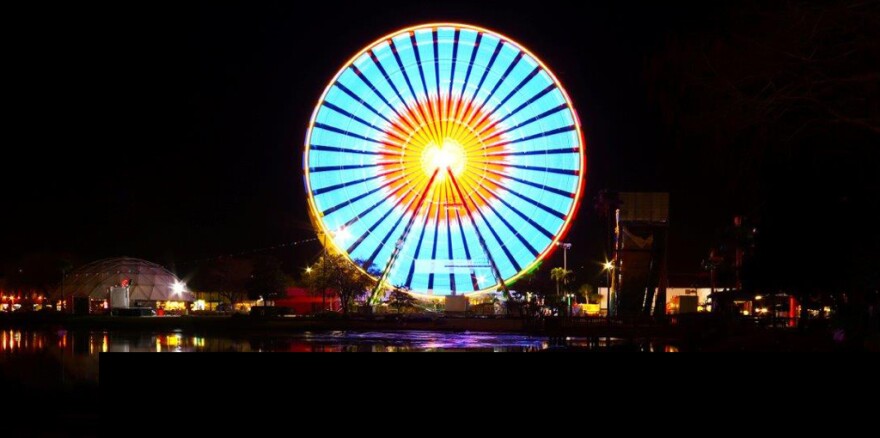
304, 23, 585, 297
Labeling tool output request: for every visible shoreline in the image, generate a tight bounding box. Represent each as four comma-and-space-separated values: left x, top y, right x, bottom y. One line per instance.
0, 313, 840, 350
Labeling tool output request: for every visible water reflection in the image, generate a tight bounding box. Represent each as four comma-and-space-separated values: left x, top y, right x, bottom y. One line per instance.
0, 328, 678, 387
1, 329, 680, 355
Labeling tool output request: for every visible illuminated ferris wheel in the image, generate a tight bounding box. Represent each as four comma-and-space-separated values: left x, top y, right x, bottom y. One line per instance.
304, 23, 585, 297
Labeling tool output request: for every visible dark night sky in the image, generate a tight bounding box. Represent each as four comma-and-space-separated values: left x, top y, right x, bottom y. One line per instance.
5, 1, 877, 287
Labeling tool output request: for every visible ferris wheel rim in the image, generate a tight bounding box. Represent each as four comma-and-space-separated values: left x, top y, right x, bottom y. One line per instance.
303, 22, 587, 296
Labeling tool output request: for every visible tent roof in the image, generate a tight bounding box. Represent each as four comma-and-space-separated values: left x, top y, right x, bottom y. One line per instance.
55, 257, 194, 302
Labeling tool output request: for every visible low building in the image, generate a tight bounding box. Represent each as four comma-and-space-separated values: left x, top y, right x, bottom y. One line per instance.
52, 257, 194, 314
273, 287, 340, 314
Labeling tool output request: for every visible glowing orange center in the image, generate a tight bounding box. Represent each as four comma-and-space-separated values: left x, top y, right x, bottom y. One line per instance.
377, 95, 509, 219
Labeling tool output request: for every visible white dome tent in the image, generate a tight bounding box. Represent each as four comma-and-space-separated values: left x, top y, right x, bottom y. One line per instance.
57, 257, 194, 307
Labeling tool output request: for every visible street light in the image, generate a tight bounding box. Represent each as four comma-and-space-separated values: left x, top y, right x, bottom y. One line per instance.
603, 260, 614, 318
556, 242, 572, 273
556, 242, 572, 304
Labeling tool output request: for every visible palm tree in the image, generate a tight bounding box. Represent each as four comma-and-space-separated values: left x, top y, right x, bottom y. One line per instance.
550, 267, 572, 298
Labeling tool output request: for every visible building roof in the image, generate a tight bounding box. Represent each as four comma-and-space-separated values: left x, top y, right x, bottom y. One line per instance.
54, 257, 194, 302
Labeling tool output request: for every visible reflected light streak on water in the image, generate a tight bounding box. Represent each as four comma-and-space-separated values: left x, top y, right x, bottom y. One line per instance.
1, 328, 678, 386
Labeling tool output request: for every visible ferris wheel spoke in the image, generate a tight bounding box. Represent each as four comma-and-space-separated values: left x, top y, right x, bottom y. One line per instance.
403, 199, 435, 289
312, 170, 390, 196
309, 162, 381, 173
471, 65, 541, 133
468, 182, 541, 257
320, 101, 408, 144
410, 33, 433, 103
346, 184, 419, 254
320, 168, 415, 216
489, 177, 568, 220
484, 124, 577, 150
459, 32, 482, 100
481, 102, 568, 145
452, 32, 481, 127
485, 168, 575, 198
461, 47, 519, 134
477, 84, 559, 137
309, 144, 386, 156
312, 122, 400, 149
480, 184, 555, 240
366, 50, 426, 136
447, 29, 460, 107
386, 39, 433, 132
456, 173, 527, 270
453, 205, 481, 291
463, 52, 526, 129
425, 180, 443, 291
466, 40, 503, 113
350, 65, 420, 134
448, 168, 521, 277
411, 33, 446, 145
446, 168, 506, 289
485, 146, 579, 157
338, 170, 420, 231
505, 163, 579, 176
332, 82, 411, 137
432, 29, 442, 104
368, 168, 440, 296
442, 181, 457, 293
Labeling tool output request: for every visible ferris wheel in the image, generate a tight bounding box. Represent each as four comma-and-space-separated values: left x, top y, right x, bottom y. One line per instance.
304, 23, 585, 297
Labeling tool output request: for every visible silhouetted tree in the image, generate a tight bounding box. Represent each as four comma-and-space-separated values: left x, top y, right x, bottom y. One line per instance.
385, 288, 416, 314
648, 0, 879, 310
305, 254, 378, 316
246, 256, 289, 305
305, 255, 336, 313
512, 265, 556, 319
190, 257, 252, 306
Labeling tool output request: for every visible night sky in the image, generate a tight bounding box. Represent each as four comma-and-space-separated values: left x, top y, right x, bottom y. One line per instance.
5, 1, 878, 288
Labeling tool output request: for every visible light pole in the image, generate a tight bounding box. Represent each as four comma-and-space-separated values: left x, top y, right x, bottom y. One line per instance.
557, 242, 572, 274
556, 242, 571, 318
556, 241, 571, 294
603, 260, 614, 319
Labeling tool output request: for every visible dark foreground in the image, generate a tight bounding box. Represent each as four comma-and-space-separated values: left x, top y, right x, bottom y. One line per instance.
2, 312, 874, 435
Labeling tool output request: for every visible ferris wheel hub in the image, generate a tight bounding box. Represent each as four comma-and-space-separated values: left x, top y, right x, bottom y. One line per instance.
422, 139, 466, 178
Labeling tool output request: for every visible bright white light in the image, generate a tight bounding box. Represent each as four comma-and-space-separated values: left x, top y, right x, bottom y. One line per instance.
434, 146, 454, 168
603, 261, 614, 271
305, 267, 313, 274
334, 226, 351, 243
421, 139, 466, 177
477, 275, 486, 284
172, 281, 186, 295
